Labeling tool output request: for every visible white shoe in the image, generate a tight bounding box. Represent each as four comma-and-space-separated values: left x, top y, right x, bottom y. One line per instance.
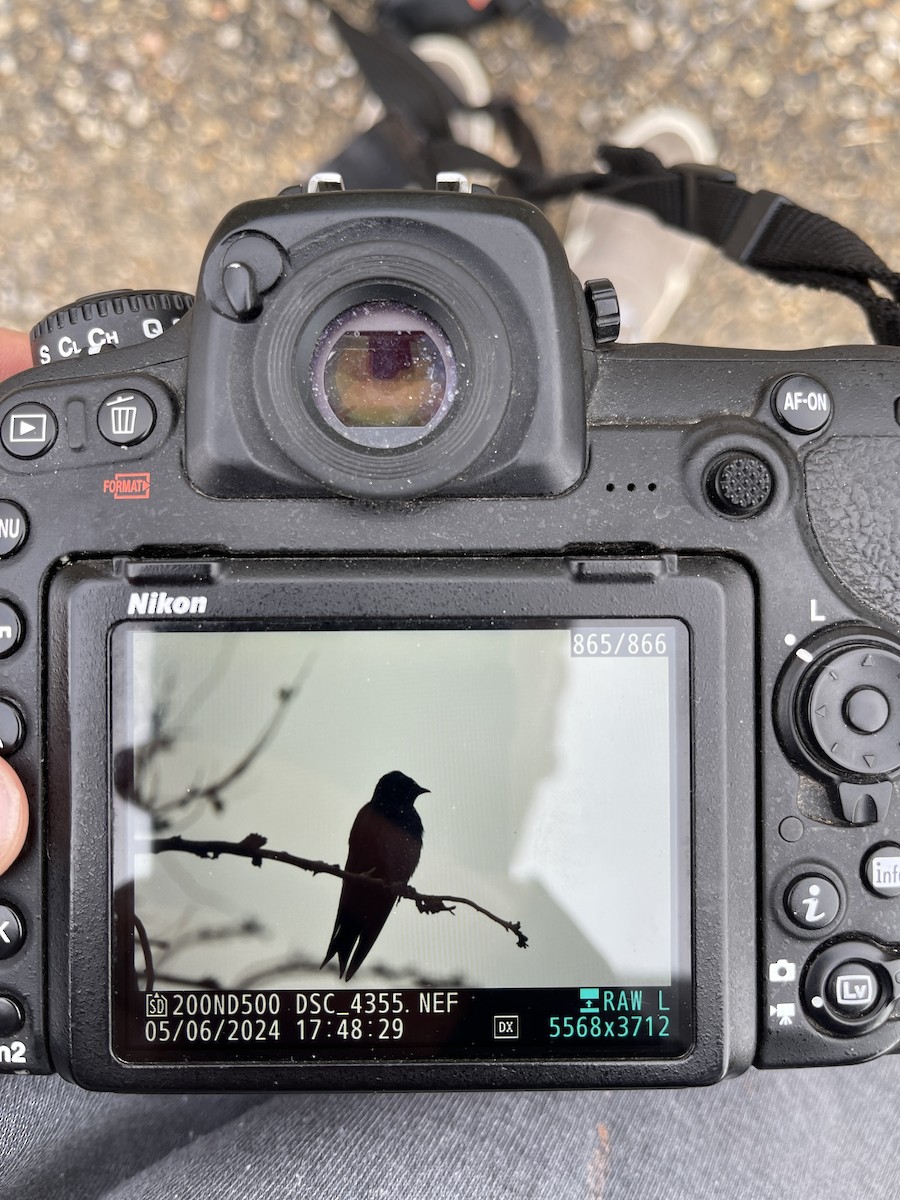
357, 34, 495, 157
564, 108, 718, 342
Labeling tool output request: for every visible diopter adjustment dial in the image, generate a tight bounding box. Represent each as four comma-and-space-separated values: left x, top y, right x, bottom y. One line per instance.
30, 289, 193, 366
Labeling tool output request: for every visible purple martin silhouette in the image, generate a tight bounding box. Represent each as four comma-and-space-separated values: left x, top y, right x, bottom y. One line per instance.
322, 771, 430, 981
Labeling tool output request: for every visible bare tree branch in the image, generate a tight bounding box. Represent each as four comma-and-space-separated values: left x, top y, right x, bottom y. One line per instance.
143, 971, 225, 990
151, 662, 315, 818
235, 954, 467, 991
153, 919, 265, 970
133, 914, 155, 990
147, 833, 529, 949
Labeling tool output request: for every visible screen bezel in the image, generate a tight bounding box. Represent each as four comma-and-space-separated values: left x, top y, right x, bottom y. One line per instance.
48, 554, 757, 1091
109, 616, 692, 1064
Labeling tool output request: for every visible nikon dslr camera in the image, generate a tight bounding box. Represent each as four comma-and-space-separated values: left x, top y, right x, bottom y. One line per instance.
1, 177, 900, 1090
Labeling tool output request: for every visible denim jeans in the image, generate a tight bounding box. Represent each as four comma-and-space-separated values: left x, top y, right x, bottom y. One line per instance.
2, 1059, 900, 1199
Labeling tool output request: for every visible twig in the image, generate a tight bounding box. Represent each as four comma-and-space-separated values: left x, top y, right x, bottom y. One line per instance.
138, 971, 225, 990
154, 918, 265, 970
235, 954, 467, 990
151, 661, 314, 817
133, 914, 155, 990
147, 833, 529, 949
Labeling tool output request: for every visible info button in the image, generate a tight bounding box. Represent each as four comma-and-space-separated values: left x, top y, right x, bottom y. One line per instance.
864, 845, 900, 897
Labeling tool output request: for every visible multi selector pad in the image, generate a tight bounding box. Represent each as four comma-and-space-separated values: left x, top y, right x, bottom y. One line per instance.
777, 625, 900, 824
773, 625, 900, 1051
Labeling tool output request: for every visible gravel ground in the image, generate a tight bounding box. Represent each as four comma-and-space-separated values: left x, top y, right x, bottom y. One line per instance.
0, 0, 898, 349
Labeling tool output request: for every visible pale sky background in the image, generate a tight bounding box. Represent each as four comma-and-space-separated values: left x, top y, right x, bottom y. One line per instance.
114, 625, 686, 990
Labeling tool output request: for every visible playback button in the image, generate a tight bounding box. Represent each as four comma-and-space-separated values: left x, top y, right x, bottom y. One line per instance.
0, 403, 57, 459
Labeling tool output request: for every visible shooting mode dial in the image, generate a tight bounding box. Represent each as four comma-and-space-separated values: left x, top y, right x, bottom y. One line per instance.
30, 289, 193, 367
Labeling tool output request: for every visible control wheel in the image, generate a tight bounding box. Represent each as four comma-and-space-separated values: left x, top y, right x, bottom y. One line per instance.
30, 289, 193, 366
802, 939, 900, 1036
775, 625, 900, 824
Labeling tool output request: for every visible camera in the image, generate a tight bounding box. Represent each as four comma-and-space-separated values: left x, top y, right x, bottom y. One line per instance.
2, 176, 900, 1091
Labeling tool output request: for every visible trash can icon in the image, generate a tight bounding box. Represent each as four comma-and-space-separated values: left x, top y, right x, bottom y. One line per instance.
108, 396, 138, 437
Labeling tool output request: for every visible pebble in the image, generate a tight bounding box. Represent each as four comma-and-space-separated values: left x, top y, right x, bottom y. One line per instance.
739, 67, 774, 99
626, 17, 656, 52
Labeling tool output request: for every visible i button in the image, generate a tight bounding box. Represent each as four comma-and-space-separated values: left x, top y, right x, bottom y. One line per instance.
785, 875, 841, 930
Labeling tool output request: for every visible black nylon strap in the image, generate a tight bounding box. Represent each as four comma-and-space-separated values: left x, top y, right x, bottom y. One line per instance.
327, 7, 900, 345
523, 147, 900, 346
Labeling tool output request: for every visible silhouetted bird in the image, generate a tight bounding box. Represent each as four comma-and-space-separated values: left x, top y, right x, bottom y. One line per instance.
322, 771, 430, 982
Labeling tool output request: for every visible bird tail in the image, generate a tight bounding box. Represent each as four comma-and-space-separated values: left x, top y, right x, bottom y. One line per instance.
321, 918, 356, 980
321, 905, 393, 981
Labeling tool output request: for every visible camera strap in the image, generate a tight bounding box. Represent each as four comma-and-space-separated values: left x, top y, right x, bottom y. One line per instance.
328, 7, 900, 346
524, 147, 900, 347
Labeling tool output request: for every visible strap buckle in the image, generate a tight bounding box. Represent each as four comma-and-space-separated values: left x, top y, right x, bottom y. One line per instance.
672, 164, 792, 264
671, 162, 737, 237
721, 189, 793, 264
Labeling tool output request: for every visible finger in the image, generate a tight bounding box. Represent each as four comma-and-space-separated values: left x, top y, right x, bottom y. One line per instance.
0, 330, 31, 383
0, 758, 28, 876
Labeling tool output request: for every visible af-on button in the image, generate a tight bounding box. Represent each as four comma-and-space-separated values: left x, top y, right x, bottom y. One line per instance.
771, 374, 832, 434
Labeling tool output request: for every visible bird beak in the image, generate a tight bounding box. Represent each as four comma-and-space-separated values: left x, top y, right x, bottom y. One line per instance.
418, 787, 431, 796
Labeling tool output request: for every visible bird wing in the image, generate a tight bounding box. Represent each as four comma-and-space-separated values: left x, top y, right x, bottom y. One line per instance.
345, 804, 422, 885
322, 804, 422, 981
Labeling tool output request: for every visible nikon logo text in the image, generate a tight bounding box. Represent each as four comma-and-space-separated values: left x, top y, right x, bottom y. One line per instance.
128, 591, 208, 616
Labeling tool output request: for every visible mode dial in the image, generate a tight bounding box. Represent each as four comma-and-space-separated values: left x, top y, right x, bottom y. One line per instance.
30, 289, 193, 367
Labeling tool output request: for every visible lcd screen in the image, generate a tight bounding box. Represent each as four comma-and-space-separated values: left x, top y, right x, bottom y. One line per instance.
111, 621, 691, 1062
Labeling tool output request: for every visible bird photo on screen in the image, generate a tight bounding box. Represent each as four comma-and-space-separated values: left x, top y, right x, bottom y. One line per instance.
322, 770, 430, 981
